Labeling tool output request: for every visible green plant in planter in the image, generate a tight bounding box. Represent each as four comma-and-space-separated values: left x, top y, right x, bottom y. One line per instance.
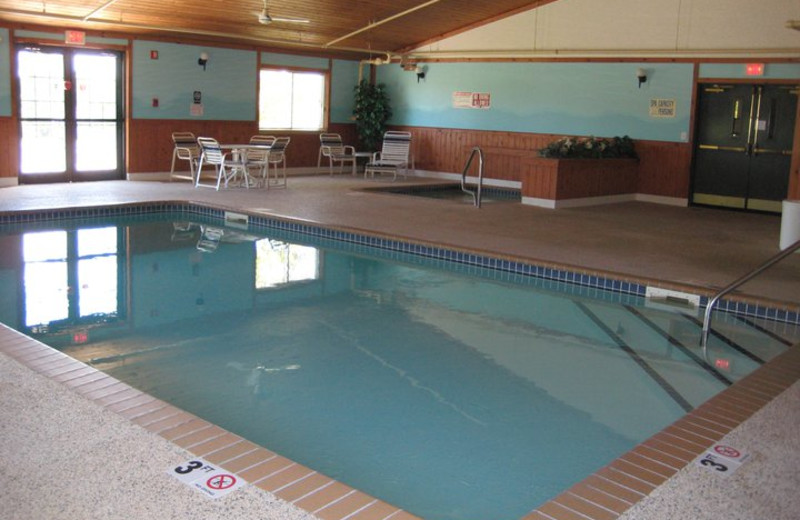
353, 80, 392, 151
539, 135, 637, 159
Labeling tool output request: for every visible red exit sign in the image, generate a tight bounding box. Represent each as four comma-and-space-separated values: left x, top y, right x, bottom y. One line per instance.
65, 30, 86, 45
745, 63, 764, 76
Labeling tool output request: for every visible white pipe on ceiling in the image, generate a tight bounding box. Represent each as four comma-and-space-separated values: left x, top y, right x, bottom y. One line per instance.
325, 0, 443, 48
82, 0, 124, 21
358, 53, 392, 83
407, 47, 800, 60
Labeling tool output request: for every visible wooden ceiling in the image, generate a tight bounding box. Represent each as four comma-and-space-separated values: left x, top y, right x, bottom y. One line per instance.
0, 0, 558, 58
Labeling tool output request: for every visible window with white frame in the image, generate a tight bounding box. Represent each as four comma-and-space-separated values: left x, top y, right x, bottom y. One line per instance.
259, 68, 326, 131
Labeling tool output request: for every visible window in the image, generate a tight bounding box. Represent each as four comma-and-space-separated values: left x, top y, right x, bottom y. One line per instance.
259, 69, 326, 131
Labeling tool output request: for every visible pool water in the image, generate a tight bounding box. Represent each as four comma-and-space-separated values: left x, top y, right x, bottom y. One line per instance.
1, 215, 796, 520
371, 183, 521, 204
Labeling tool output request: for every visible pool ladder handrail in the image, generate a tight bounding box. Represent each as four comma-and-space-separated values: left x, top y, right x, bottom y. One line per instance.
460, 146, 484, 208
700, 237, 800, 353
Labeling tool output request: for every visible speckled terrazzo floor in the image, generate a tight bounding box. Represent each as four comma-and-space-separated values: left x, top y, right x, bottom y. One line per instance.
0, 350, 318, 520
1, 175, 799, 520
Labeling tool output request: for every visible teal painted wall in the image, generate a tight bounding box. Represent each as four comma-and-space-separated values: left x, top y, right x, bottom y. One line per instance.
378, 62, 695, 142
0, 28, 10, 117
3, 28, 794, 138
261, 52, 328, 70
330, 59, 358, 124
132, 41, 257, 120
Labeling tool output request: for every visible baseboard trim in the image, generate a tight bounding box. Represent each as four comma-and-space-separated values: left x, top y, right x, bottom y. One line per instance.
522, 193, 689, 209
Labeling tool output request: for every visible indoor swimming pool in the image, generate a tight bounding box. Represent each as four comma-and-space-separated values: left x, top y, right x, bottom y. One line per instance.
1, 209, 797, 520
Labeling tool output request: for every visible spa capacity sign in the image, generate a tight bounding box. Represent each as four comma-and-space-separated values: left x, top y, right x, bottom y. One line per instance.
649, 98, 676, 118
453, 91, 491, 109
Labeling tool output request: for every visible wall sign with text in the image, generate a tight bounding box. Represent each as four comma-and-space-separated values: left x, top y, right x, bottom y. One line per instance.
649, 98, 676, 118
453, 91, 491, 110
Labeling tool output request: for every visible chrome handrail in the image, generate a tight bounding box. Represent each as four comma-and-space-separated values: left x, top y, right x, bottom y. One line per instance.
461, 146, 484, 208
701, 238, 800, 353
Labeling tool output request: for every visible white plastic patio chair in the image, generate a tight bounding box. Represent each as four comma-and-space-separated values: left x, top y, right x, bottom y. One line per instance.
194, 136, 251, 190
245, 135, 275, 187
318, 133, 356, 176
364, 131, 412, 181
264, 137, 290, 189
170, 132, 201, 182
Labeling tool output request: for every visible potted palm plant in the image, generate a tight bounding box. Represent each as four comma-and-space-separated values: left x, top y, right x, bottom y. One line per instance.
353, 80, 392, 151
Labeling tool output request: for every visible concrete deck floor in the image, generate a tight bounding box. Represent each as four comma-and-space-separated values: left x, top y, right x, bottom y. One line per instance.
1, 175, 799, 520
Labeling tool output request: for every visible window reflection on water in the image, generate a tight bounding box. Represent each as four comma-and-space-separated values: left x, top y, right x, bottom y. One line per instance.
15, 221, 322, 338
22, 227, 119, 331
255, 239, 319, 289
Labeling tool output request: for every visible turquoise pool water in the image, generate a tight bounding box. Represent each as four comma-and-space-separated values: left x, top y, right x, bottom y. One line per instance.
1, 214, 795, 520
370, 182, 521, 204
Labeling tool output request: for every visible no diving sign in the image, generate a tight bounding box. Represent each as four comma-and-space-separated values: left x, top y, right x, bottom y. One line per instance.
696, 444, 750, 478
168, 458, 246, 499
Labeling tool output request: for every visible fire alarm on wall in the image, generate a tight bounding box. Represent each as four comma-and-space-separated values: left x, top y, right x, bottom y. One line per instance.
150, 50, 159, 60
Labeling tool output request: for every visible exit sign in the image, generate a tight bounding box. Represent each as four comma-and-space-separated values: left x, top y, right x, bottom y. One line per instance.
65, 30, 86, 45
745, 63, 764, 76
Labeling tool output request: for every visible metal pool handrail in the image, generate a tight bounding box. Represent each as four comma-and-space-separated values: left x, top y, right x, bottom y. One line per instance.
701, 237, 800, 352
460, 146, 484, 208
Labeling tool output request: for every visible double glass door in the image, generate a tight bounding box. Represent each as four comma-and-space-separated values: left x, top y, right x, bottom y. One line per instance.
17, 46, 124, 183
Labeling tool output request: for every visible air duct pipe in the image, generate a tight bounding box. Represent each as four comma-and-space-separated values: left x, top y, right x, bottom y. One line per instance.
358, 53, 393, 83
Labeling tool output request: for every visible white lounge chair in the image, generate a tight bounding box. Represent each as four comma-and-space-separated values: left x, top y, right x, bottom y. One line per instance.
264, 136, 290, 189
245, 135, 275, 187
195, 136, 251, 190
364, 131, 412, 181
318, 133, 356, 175
170, 132, 201, 182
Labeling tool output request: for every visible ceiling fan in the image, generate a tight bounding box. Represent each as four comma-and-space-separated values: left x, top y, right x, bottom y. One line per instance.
258, 0, 310, 25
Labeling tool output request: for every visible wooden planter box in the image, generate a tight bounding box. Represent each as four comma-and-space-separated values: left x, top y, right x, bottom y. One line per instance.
521, 157, 639, 208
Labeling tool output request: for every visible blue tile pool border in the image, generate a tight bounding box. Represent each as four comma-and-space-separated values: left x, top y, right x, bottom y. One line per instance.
1, 201, 798, 326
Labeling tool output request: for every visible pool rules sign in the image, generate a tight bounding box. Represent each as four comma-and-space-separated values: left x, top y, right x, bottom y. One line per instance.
168, 458, 246, 499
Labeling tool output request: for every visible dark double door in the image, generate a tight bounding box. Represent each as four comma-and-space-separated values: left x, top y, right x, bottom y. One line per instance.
692, 83, 798, 212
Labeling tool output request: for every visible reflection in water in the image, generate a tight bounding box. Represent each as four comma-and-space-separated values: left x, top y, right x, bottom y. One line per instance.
22, 227, 118, 331
255, 238, 319, 289
227, 361, 301, 396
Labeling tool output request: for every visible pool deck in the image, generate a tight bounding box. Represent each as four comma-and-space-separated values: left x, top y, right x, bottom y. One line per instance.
1, 175, 799, 520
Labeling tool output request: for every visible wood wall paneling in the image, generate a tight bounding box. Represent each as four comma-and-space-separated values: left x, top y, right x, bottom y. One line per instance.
0, 117, 19, 179
391, 125, 692, 199
1, 112, 690, 196
635, 140, 692, 198
128, 120, 358, 173
521, 158, 638, 200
